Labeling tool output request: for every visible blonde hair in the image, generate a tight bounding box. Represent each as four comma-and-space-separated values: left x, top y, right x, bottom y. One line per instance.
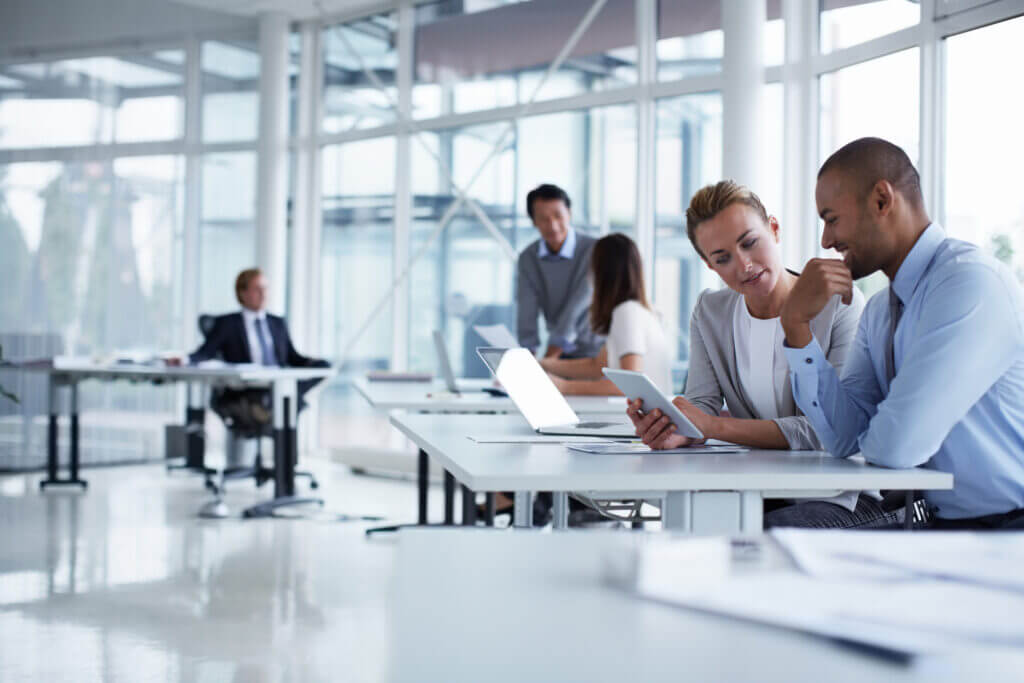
685, 180, 769, 259
234, 268, 263, 305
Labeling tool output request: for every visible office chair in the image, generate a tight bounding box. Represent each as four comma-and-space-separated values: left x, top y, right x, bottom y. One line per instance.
197, 313, 319, 495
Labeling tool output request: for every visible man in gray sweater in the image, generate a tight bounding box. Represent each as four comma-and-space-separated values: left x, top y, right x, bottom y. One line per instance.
516, 184, 603, 359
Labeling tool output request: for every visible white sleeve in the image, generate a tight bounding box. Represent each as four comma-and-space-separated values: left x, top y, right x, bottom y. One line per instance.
608, 303, 649, 360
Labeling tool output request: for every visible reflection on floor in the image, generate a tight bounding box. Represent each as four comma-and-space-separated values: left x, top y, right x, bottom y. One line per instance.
0, 461, 448, 681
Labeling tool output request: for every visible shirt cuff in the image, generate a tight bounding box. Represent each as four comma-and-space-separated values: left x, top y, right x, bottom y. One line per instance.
783, 335, 828, 376
548, 335, 576, 353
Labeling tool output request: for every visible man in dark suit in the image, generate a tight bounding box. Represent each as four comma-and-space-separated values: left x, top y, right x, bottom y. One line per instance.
185, 268, 328, 429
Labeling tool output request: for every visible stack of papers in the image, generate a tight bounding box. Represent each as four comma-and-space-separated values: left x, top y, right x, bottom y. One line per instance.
626, 531, 1024, 659
568, 442, 748, 455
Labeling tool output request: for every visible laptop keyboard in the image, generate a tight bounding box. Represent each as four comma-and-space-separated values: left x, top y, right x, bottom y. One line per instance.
576, 421, 620, 429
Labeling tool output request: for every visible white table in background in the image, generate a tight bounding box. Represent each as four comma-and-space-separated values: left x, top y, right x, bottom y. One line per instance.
353, 377, 626, 528
388, 413, 953, 532
388, 530, 1024, 683
14, 359, 333, 517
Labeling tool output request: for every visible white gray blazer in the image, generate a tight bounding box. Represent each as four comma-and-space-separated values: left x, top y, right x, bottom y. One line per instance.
685, 284, 865, 450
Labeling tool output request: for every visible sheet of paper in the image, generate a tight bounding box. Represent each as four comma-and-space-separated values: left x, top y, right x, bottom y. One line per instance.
568, 443, 747, 455
472, 324, 520, 348
772, 528, 1024, 593
467, 435, 619, 444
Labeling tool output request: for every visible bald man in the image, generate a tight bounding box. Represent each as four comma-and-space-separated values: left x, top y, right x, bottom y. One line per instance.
779, 137, 1024, 530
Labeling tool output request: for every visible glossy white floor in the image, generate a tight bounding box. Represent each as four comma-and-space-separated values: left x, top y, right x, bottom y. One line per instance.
0, 459, 445, 682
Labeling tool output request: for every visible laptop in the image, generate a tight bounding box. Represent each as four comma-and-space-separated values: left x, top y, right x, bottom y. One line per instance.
476, 347, 636, 438
433, 330, 506, 397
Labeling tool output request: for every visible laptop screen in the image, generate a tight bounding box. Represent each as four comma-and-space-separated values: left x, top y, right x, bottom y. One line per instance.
477, 347, 579, 430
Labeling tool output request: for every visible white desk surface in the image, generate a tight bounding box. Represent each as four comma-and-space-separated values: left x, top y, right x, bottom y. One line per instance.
9, 359, 334, 383
388, 530, 1024, 683
388, 413, 954, 494
353, 376, 627, 414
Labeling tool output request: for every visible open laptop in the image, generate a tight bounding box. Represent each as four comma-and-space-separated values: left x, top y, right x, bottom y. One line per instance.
433, 330, 506, 397
477, 347, 636, 438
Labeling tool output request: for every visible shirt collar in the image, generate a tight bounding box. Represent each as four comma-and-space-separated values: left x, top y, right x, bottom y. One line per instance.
241, 308, 266, 323
891, 223, 944, 305
537, 228, 576, 260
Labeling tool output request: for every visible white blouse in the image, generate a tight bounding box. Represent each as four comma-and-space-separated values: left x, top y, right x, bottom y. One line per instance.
732, 299, 861, 512
605, 300, 673, 395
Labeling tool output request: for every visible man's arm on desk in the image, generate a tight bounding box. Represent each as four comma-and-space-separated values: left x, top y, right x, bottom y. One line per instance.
275, 317, 329, 368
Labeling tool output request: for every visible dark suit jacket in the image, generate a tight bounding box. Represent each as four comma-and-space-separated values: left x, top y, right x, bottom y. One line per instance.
189, 312, 325, 368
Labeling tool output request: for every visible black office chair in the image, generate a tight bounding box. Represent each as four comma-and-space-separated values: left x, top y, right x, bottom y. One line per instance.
198, 314, 319, 495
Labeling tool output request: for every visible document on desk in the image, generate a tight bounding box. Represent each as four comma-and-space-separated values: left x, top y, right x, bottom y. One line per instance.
472, 324, 520, 348
627, 534, 1024, 659
568, 442, 748, 455
772, 528, 1024, 593
467, 435, 622, 444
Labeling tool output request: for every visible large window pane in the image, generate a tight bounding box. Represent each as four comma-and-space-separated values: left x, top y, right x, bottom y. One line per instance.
0, 52, 184, 149
945, 16, 1024, 282
322, 14, 398, 134
199, 152, 256, 314
202, 39, 262, 143
413, 0, 636, 120
407, 104, 636, 374
820, 0, 920, 54
657, 1, 783, 81
654, 92, 722, 384
320, 137, 395, 370
819, 48, 919, 166
0, 157, 184, 468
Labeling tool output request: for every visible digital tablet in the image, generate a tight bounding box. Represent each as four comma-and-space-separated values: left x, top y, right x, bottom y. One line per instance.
602, 368, 704, 440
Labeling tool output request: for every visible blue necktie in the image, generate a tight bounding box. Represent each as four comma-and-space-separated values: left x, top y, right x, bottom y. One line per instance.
255, 317, 277, 366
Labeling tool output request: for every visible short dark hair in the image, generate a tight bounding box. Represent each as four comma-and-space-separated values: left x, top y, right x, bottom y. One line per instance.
589, 233, 649, 336
818, 137, 924, 208
526, 184, 571, 220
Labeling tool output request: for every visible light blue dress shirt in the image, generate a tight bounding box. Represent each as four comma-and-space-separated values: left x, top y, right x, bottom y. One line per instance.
537, 228, 578, 351
784, 224, 1024, 519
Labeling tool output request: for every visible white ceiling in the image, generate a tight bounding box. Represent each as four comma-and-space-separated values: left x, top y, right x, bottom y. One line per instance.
171, 0, 390, 20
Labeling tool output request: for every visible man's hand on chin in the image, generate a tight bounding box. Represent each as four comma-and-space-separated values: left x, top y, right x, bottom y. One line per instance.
781, 258, 854, 348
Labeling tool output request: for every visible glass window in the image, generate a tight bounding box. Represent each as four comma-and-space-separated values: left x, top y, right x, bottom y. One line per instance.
407, 104, 636, 373
199, 152, 257, 314
0, 157, 184, 468
654, 92, 722, 383
202, 39, 270, 143
413, 0, 637, 120
0, 52, 185, 149
819, 48, 920, 167
820, 0, 920, 54
322, 14, 399, 134
657, 1, 782, 81
945, 16, 1024, 282
320, 137, 396, 371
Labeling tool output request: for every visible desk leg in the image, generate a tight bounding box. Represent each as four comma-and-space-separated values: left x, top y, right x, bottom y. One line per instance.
461, 484, 477, 526
417, 448, 429, 525
443, 471, 455, 525
241, 379, 323, 519
739, 491, 762, 533
513, 491, 533, 528
40, 376, 87, 491
661, 491, 692, 532
484, 493, 496, 527
552, 492, 569, 530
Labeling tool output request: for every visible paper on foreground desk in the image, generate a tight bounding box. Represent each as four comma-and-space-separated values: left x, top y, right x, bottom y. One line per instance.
630, 530, 1024, 658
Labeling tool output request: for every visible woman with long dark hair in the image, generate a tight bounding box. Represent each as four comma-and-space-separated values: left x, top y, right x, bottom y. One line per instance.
541, 232, 672, 395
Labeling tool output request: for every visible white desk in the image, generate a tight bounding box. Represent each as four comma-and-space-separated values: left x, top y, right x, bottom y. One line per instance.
389, 530, 1024, 683
14, 359, 333, 517
352, 376, 626, 414
389, 413, 953, 532
353, 377, 626, 529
